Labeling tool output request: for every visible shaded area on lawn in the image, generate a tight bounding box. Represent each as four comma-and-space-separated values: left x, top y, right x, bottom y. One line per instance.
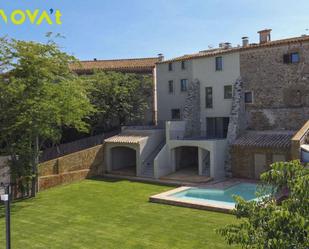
0, 179, 239, 249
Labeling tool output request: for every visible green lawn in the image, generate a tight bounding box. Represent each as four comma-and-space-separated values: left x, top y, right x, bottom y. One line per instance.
0, 179, 239, 249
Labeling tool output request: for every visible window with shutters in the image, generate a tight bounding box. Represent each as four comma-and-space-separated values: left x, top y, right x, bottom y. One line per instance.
283, 52, 300, 64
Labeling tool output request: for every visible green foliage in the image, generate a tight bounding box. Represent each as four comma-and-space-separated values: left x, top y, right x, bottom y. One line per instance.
0, 37, 94, 190
83, 71, 152, 133
218, 160, 309, 249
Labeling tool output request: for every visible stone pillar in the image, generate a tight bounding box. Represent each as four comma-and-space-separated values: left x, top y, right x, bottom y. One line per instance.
225, 78, 246, 177
183, 79, 201, 137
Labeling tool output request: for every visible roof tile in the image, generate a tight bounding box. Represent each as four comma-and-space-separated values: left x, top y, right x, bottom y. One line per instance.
70, 57, 160, 74
232, 131, 295, 149
159, 35, 309, 64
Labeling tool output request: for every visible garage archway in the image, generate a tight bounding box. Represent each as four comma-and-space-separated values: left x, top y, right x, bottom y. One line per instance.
111, 146, 136, 176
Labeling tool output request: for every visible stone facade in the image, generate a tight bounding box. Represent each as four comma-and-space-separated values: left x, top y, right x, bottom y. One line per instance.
225, 78, 246, 176
231, 146, 291, 179
240, 42, 309, 131
183, 79, 201, 137
38, 145, 104, 190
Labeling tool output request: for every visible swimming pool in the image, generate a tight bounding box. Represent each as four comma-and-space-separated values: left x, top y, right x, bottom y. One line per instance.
170, 183, 271, 208
150, 182, 273, 212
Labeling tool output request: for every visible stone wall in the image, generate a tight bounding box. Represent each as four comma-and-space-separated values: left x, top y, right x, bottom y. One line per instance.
0, 156, 10, 186
183, 79, 201, 137
231, 146, 291, 179
225, 78, 246, 176
240, 42, 309, 131
38, 145, 104, 190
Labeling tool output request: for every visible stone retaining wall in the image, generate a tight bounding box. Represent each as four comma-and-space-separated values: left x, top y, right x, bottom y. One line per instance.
38, 145, 104, 190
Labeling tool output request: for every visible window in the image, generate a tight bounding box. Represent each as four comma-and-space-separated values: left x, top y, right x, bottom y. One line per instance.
244, 91, 253, 103
205, 87, 213, 108
215, 56, 223, 71
180, 79, 188, 92
206, 117, 229, 138
291, 52, 300, 63
168, 80, 174, 94
171, 109, 181, 120
224, 85, 233, 99
283, 52, 300, 64
168, 63, 173, 71
181, 61, 186, 70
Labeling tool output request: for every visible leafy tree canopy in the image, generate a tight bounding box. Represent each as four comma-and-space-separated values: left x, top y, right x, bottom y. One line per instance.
219, 160, 309, 249
83, 71, 152, 134
0, 37, 94, 194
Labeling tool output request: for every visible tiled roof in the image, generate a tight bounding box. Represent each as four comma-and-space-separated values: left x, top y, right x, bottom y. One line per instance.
232, 131, 295, 149
70, 57, 160, 74
158, 35, 309, 64
105, 135, 147, 144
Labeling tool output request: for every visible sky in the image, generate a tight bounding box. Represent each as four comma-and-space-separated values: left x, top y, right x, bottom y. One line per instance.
0, 0, 309, 60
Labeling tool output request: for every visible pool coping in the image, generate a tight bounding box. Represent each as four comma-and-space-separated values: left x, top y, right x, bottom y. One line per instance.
149, 186, 235, 213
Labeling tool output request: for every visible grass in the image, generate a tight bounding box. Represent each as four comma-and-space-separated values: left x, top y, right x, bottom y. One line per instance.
0, 179, 239, 249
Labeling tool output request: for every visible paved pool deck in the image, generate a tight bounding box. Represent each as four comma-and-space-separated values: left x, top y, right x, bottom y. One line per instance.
149, 178, 260, 213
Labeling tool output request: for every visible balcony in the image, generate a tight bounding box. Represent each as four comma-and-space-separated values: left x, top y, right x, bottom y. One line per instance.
166, 121, 227, 141
169, 130, 226, 141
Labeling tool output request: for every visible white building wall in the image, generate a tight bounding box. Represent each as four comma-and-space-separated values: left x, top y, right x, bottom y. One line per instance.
192, 52, 241, 130
156, 60, 193, 125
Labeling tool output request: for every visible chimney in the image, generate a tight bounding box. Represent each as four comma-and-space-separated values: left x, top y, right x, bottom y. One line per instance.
258, 29, 272, 44
242, 36, 249, 47
219, 42, 231, 49
157, 53, 164, 62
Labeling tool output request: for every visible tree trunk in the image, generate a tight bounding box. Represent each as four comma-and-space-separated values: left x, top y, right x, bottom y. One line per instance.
31, 135, 39, 197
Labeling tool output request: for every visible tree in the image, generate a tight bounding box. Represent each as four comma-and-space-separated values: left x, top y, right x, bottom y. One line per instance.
218, 160, 309, 249
0, 37, 95, 196
83, 71, 152, 134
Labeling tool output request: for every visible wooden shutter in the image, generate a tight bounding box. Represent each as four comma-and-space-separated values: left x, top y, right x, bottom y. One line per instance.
283, 54, 290, 64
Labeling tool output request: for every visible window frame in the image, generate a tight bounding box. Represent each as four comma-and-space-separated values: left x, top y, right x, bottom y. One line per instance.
168, 62, 173, 71
291, 52, 300, 64
283, 52, 300, 64
224, 85, 233, 99
171, 109, 181, 120
181, 61, 186, 70
215, 56, 223, 71
168, 80, 174, 94
244, 91, 254, 104
180, 79, 188, 92
205, 87, 213, 108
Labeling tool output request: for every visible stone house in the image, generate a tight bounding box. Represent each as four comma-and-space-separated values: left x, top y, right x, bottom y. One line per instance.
104, 29, 309, 181
154, 29, 309, 180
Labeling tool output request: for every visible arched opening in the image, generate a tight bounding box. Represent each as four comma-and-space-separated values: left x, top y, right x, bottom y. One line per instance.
174, 146, 198, 175
111, 146, 136, 176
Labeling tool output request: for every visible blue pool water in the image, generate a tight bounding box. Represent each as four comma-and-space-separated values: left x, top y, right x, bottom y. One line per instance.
171, 183, 272, 207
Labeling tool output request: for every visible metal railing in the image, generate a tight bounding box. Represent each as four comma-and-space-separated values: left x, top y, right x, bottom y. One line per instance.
169, 130, 227, 140
40, 130, 119, 162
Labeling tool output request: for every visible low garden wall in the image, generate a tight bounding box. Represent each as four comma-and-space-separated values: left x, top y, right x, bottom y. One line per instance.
38, 145, 104, 190
0, 156, 10, 186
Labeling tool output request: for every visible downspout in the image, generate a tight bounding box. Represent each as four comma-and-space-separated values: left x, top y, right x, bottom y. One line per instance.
152, 66, 158, 126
